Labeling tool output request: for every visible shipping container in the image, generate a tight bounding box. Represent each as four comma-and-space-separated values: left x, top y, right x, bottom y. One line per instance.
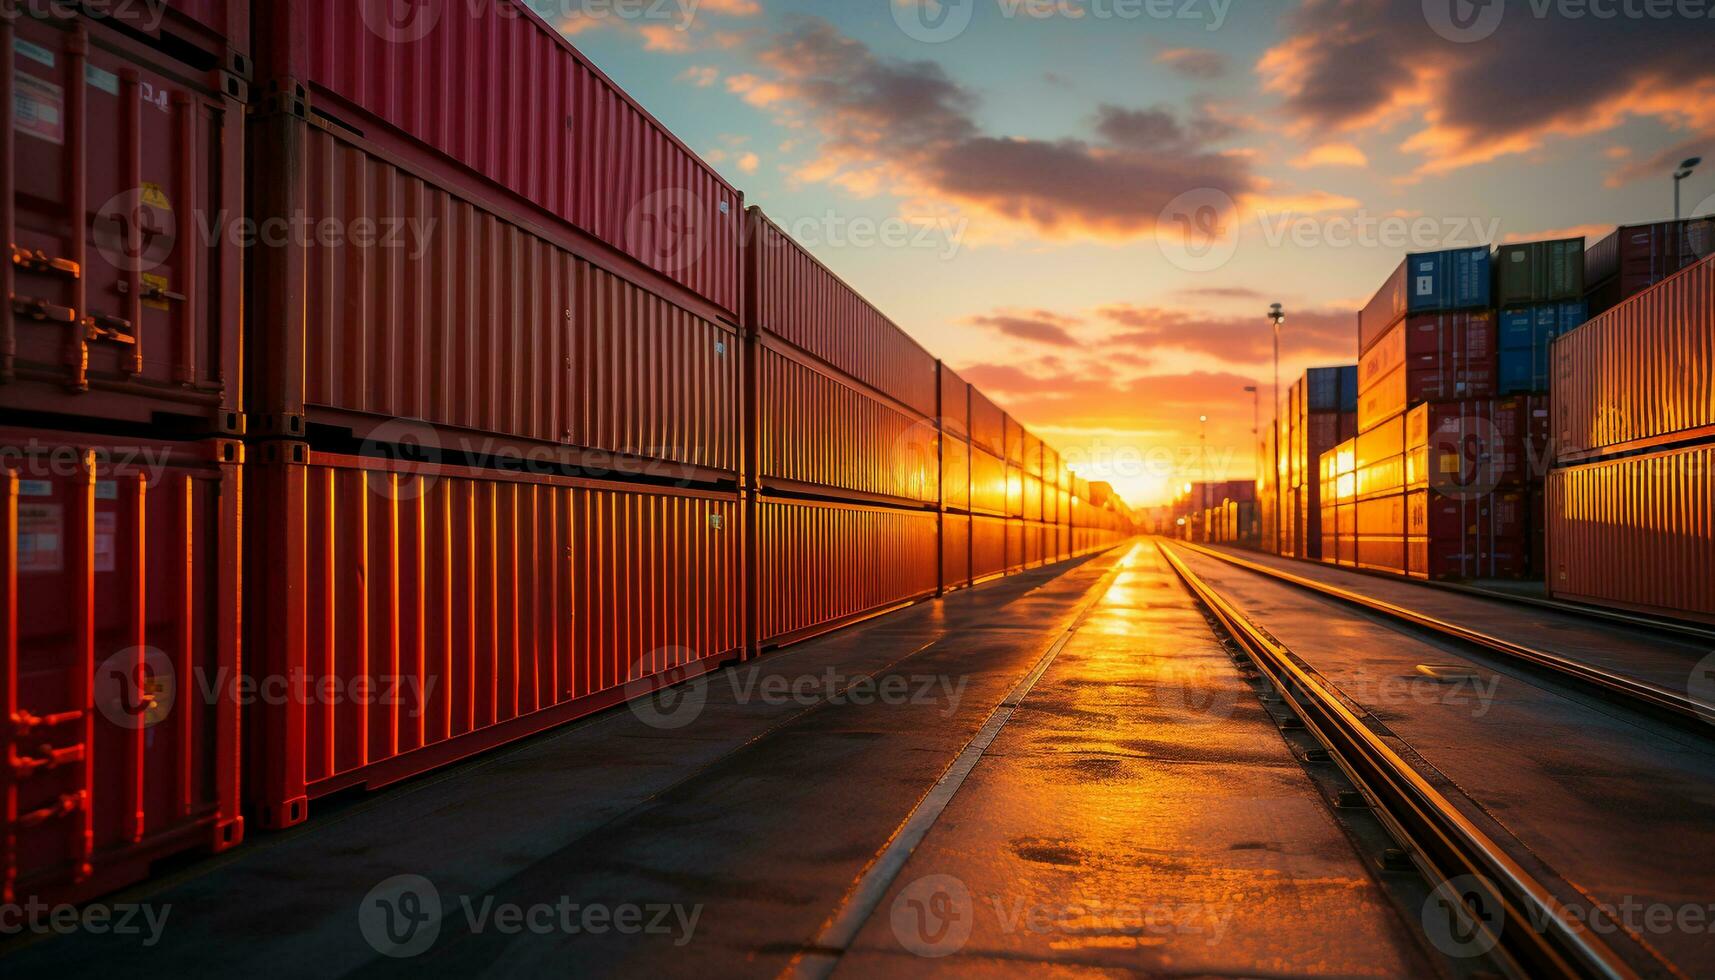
942, 434, 971, 513
1006, 465, 1025, 518
76, 0, 251, 72
246, 446, 743, 827
249, 121, 742, 476
1304, 366, 1359, 413
1495, 238, 1584, 307
970, 447, 1007, 516
1547, 443, 1715, 623
747, 211, 936, 417
2, 429, 242, 905
1554, 255, 1714, 462
259, 0, 742, 317
938, 362, 969, 439
970, 387, 1005, 458
2, 13, 245, 434
1360, 247, 1493, 353
756, 340, 937, 505
1004, 415, 1025, 466
941, 512, 971, 592
1359, 313, 1495, 395
972, 514, 1007, 582
1497, 302, 1587, 394
1584, 218, 1715, 314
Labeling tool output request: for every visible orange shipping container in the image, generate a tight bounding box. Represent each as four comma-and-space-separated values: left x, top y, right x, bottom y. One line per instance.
247, 447, 743, 828
1547, 443, 1715, 623
1553, 255, 1714, 462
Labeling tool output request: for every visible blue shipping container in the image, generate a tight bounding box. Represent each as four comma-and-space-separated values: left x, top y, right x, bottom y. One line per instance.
1306, 365, 1359, 414
1360, 246, 1493, 352
1497, 301, 1585, 394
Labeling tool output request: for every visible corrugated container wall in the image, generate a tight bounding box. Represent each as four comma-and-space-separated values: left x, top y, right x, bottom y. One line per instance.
1548, 444, 1715, 624
1554, 255, 1714, 461
1585, 219, 1715, 314
255, 124, 740, 476
2, 431, 243, 907
1495, 238, 1584, 307
756, 498, 939, 647
247, 447, 743, 827
746, 211, 936, 417
267, 0, 742, 317
2, 14, 245, 434
938, 363, 969, 439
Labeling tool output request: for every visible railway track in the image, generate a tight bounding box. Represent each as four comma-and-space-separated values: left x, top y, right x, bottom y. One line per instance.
1156, 539, 1698, 980
1167, 540, 1715, 730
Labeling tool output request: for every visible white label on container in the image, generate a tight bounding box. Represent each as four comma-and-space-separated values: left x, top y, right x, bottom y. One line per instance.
14, 72, 64, 145
1415, 275, 1433, 296
13, 39, 56, 69
96, 480, 119, 500
95, 511, 116, 573
18, 480, 52, 497
86, 64, 120, 96
1511, 252, 1525, 263
18, 504, 63, 573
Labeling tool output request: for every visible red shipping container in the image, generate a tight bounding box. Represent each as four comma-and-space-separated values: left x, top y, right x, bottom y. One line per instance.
1409, 536, 1527, 581
1004, 415, 1026, 466
248, 122, 742, 478
2, 429, 242, 905
1023, 473, 1043, 522
757, 341, 937, 506
247, 446, 743, 827
747, 211, 936, 417
1554, 255, 1714, 462
941, 512, 971, 592
1407, 488, 1526, 541
1409, 400, 1527, 491
2, 14, 244, 433
1584, 219, 1715, 314
1359, 368, 1407, 433
158, 0, 250, 67
942, 435, 971, 513
1006, 465, 1025, 518
972, 514, 1007, 581
1357, 535, 1407, 574
259, 0, 741, 318
1548, 443, 1715, 623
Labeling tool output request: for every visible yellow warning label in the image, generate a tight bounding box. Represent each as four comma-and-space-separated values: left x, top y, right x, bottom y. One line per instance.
141, 182, 173, 212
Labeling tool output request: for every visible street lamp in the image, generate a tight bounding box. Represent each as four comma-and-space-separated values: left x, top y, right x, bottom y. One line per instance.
1267, 304, 1286, 554
1675, 157, 1702, 222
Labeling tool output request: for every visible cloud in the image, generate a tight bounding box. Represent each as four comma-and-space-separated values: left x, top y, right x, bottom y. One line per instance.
1156, 46, 1229, 80
738, 152, 760, 173
1604, 135, 1710, 187
1500, 223, 1612, 245
1290, 143, 1369, 168
739, 17, 1257, 239
1175, 286, 1266, 301
969, 310, 1083, 347
679, 65, 720, 87
1261, 0, 1715, 177
1099, 305, 1356, 363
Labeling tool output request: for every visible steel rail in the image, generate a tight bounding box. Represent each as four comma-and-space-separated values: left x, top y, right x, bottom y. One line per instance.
1170, 540, 1714, 728
1158, 540, 1637, 980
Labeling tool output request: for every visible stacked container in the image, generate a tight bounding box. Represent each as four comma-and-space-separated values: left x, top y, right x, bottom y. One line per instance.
243, 0, 750, 830
1584, 218, 1715, 315
1319, 440, 1357, 567
0, 0, 251, 908
2, 4, 250, 907
1548, 255, 1715, 623
1281, 367, 1357, 560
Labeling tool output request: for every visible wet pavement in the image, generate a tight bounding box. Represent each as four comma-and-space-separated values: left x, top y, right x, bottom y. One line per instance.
1167, 542, 1715, 976
3, 543, 1436, 978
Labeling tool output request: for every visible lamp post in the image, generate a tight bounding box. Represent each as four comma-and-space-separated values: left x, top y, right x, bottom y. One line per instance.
1674, 157, 1702, 223
1267, 304, 1286, 554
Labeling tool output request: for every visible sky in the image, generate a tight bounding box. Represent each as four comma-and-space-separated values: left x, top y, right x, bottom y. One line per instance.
532, 0, 1715, 506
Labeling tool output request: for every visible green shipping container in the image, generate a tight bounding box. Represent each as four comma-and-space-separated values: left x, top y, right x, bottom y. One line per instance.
1494, 238, 1585, 306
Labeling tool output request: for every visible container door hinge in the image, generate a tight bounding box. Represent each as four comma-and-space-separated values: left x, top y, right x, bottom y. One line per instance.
118, 278, 186, 305
84, 312, 137, 344
10, 742, 87, 778
16, 791, 88, 829
11, 295, 78, 323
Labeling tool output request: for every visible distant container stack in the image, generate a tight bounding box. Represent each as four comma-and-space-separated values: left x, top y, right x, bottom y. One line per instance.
1583, 218, 1715, 316
1281, 367, 1357, 560
1548, 254, 1715, 623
